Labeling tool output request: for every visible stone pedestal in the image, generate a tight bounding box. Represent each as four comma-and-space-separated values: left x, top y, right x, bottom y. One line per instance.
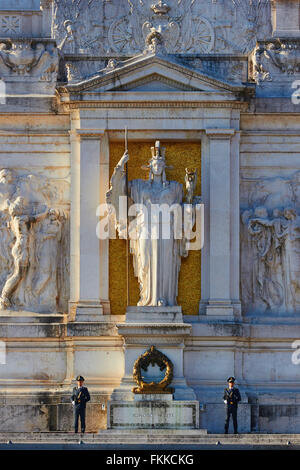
107, 394, 200, 430
106, 306, 203, 431
110, 306, 196, 401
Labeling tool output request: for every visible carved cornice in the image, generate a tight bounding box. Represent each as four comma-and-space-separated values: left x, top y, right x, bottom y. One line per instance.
65, 54, 248, 95
66, 100, 249, 111
206, 128, 236, 138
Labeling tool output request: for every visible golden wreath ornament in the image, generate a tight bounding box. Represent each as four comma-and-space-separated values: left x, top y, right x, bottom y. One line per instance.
132, 345, 174, 394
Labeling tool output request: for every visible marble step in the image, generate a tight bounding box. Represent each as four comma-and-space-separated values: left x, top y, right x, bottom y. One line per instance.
1, 432, 300, 446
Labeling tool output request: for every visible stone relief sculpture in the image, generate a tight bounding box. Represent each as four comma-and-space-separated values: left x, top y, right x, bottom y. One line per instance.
228, 0, 271, 54
52, 0, 271, 67
0, 40, 59, 83
58, 20, 76, 54
267, 40, 300, 75
108, 0, 215, 55
0, 197, 49, 310
250, 44, 272, 85
250, 39, 300, 85
31, 42, 59, 82
33, 209, 63, 312
54, 0, 106, 55
0, 41, 43, 75
0, 169, 69, 314
106, 141, 200, 307
241, 172, 300, 314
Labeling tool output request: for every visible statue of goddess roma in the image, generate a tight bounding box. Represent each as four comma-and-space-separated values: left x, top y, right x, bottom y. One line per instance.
106, 141, 200, 308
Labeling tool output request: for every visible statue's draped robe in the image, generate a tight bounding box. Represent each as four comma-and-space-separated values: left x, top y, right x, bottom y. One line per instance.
107, 165, 186, 306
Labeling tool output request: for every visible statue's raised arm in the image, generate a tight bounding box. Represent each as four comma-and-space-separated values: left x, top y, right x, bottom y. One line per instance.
106, 150, 130, 236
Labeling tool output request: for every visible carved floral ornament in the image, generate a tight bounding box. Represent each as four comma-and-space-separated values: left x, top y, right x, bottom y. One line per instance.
132, 346, 174, 394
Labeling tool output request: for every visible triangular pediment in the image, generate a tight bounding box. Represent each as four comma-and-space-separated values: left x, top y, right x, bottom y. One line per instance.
110, 73, 200, 92
66, 53, 249, 99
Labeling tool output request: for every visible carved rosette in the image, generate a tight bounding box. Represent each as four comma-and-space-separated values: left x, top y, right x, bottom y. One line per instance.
133, 345, 174, 394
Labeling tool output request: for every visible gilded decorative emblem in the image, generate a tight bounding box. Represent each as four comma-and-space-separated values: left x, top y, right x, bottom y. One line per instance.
132, 345, 174, 394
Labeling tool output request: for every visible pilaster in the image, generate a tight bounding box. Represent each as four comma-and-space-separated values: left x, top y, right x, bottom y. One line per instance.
69, 127, 108, 321
200, 128, 241, 318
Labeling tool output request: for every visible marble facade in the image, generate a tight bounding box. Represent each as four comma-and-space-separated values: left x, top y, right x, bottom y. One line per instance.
0, 0, 299, 434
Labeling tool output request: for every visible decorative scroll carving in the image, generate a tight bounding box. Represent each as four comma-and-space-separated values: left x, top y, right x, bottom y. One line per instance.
241, 171, 300, 314
0, 169, 70, 313
133, 345, 174, 394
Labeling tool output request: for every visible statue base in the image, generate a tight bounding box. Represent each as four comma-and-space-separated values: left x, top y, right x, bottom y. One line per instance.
126, 306, 183, 323
108, 306, 197, 402
107, 394, 200, 430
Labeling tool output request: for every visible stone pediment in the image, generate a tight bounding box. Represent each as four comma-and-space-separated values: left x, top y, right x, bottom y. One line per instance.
66, 53, 250, 99
110, 73, 200, 92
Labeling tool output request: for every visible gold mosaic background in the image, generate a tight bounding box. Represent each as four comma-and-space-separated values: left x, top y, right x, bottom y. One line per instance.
109, 141, 201, 316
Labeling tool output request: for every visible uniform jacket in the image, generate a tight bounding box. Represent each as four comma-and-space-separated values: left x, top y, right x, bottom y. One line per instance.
223, 387, 241, 406
71, 386, 90, 408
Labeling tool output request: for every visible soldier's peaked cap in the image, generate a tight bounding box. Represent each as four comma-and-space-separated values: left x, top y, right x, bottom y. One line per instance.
76, 375, 85, 381
227, 376, 235, 383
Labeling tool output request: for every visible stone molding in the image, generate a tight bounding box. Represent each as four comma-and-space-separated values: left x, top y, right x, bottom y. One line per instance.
64, 55, 248, 94
67, 101, 249, 110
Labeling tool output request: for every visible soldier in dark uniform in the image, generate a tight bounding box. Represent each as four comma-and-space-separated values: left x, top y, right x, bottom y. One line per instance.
223, 376, 241, 434
71, 375, 90, 433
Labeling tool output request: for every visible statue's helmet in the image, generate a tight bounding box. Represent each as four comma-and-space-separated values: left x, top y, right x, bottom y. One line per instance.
151, 141, 166, 162
141, 141, 173, 173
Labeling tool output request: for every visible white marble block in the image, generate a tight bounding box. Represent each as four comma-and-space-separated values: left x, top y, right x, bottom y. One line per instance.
107, 395, 200, 430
